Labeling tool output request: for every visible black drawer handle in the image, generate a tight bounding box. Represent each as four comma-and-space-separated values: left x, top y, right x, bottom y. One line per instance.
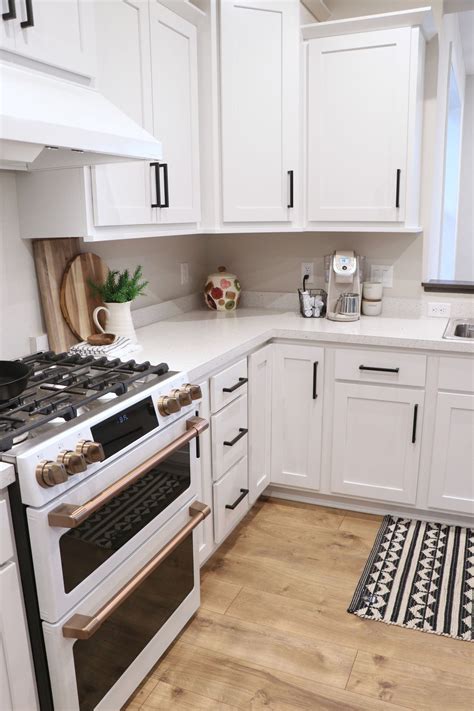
312, 361, 318, 400
359, 365, 400, 374
20, 0, 34, 27
222, 377, 248, 393
150, 162, 161, 208
223, 428, 248, 447
411, 404, 418, 444
225, 488, 249, 510
287, 170, 294, 208
160, 163, 169, 208
2, 0, 16, 20
395, 168, 401, 208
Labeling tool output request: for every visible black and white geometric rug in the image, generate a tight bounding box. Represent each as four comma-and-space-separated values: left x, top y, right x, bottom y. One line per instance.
348, 515, 473, 641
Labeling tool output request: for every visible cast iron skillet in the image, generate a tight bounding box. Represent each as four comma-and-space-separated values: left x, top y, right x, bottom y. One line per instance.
0, 361, 32, 402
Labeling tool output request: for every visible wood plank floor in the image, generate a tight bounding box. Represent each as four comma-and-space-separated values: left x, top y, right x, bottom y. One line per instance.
124, 498, 474, 710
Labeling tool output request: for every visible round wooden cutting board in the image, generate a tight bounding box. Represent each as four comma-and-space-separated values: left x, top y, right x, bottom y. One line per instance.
60, 253, 109, 341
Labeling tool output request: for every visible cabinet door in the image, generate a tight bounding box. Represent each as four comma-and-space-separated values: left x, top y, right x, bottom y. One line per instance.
331, 383, 422, 504
272, 344, 323, 490
14, 0, 94, 76
220, 0, 299, 222
0, 562, 38, 710
91, 0, 154, 227
307, 28, 410, 223
149, 2, 200, 224
0, 0, 17, 51
248, 345, 273, 504
428, 393, 474, 515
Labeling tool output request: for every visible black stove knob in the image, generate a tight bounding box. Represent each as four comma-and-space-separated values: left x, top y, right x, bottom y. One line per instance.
36, 460, 68, 488
76, 440, 105, 464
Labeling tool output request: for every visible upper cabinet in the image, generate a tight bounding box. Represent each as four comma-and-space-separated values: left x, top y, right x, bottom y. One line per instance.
303, 9, 434, 232
0, 0, 95, 77
91, 0, 201, 231
219, 0, 300, 226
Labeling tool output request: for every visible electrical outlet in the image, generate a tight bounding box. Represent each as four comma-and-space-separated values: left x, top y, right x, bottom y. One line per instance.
180, 262, 189, 285
427, 302, 451, 318
301, 262, 314, 284
29, 334, 49, 353
370, 264, 394, 288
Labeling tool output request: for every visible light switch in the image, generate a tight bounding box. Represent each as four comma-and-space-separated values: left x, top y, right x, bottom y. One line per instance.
370, 264, 393, 288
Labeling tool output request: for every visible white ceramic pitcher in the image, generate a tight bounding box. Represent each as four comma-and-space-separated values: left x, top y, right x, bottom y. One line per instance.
93, 301, 137, 344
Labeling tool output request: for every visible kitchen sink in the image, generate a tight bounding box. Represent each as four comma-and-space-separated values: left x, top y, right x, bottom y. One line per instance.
443, 318, 474, 340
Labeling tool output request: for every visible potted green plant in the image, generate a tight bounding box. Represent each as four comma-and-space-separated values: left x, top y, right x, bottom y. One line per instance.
89, 266, 148, 344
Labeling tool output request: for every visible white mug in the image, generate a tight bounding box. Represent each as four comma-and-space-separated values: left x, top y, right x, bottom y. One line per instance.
93, 301, 137, 344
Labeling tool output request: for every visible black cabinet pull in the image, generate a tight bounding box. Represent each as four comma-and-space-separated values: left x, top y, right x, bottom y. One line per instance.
411, 404, 418, 444
225, 488, 249, 510
287, 170, 294, 208
312, 361, 318, 399
2, 0, 16, 20
223, 427, 248, 447
161, 163, 169, 208
395, 168, 401, 208
20, 0, 34, 27
222, 377, 248, 393
150, 162, 161, 208
359, 365, 400, 374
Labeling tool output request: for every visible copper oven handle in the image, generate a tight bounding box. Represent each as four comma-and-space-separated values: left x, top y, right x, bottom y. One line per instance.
62, 501, 211, 640
48, 416, 209, 529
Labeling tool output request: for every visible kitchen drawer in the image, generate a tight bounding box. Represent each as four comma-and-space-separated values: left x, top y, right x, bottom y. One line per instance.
210, 358, 248, 413
213, 456, 249, 544
334, 348, 426, 387
0, 499, 14, 566
438, 357, 474, 393
211, 395, 248, 481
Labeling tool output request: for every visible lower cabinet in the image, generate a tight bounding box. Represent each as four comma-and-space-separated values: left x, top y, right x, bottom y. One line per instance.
213, 457, 249, 544
248, 345, 273, 504
428, 392, 474, 515
271, 344, 324, 490
331, 382, 423, 504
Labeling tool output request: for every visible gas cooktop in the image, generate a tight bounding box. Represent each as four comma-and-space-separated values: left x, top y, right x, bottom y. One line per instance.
0, 351, 172, 452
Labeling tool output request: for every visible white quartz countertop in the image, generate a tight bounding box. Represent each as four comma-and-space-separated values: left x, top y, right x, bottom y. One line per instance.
135, 308, 473, 381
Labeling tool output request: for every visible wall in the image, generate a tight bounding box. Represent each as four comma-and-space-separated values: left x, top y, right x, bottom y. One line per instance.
455, 74, 473, 280
0, 172, 44, 359
0, 173, 208, 359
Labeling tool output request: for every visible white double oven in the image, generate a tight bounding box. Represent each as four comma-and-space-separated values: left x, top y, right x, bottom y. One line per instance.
12, 374, 210, 710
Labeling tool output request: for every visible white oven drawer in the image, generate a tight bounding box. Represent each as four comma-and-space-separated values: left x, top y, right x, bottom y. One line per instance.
43, 497, 207, 711
213, 456, 249, 545
211, 395, 248, 481
27, 414, 205, 623
210, 358, 248, 413
334, 348, 427, 387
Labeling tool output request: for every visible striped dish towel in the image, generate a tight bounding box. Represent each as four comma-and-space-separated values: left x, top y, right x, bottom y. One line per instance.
69, 337, 141, 359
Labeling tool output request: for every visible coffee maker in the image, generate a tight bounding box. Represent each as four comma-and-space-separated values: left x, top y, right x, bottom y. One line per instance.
325, 250, 361, 322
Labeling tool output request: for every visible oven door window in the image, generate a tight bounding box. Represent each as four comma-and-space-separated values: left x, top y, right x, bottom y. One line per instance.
60, 442, 191, 593
73, 534, 194, 711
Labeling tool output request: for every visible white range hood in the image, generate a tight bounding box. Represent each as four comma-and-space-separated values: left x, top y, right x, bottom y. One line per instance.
0, 62, 163, 171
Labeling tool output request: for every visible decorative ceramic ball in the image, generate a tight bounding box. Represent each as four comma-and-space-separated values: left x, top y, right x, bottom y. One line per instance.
204, 266, 241, 311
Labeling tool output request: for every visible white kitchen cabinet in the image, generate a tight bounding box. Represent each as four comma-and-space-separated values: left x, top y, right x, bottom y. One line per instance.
305, 24, 425, 231
0, 0, 95, 77
428, 393, 474, 516
248, 345, 272, 504
331, 382, 423, 504
220, 0, 299, 224
272, 344, 324, 490
0, 562, 38, 710
91, 0, 153, 227
149, 1, 200, 225
91, 0, 201, 230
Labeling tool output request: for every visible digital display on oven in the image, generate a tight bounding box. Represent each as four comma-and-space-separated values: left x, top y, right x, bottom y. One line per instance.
91, 396, 158, 458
